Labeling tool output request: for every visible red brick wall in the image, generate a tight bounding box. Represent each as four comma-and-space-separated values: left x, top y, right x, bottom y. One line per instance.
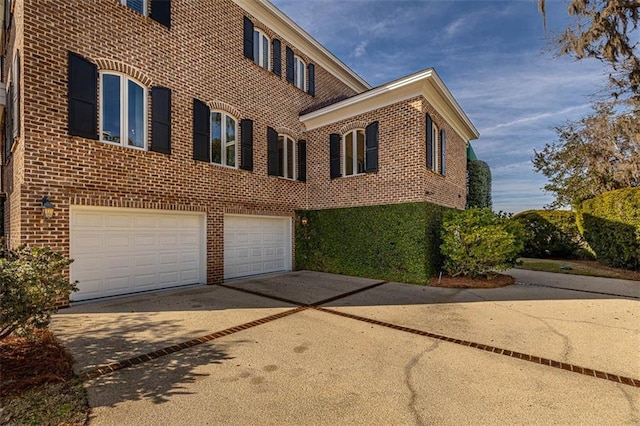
16, 0, 359, 283
306, 97, 467, 211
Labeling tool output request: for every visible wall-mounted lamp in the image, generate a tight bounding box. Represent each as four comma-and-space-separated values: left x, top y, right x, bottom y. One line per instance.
300, 217, 309, 226
42, 196, 55, 219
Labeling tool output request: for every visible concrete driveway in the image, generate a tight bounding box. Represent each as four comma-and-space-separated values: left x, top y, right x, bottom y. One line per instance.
51, 270, 640, 425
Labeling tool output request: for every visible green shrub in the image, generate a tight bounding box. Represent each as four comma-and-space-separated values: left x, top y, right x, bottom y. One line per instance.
467, 159, 492, 209
0, 245, 77, 340
578, 188, 640, 270
512, 210, 590, 259
441, 208, 524, 277
296, 202, 449, 284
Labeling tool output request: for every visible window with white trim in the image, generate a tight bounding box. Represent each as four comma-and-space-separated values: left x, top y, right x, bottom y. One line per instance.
294, 55, 306, 90
253, 29, 270, 70
430, 123, 440, 172
278, 134, 296, 179
342, 129, 365, 176
118, 0, 146, 15
100, 72, 147, 149
211, 111, 237, 168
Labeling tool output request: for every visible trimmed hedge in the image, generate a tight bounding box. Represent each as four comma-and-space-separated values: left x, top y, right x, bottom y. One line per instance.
467, 159, 492, 209
441, 208, 524, 277
295, 202, 449, 284
578, 188, 640, 270
513, 210, 589, 259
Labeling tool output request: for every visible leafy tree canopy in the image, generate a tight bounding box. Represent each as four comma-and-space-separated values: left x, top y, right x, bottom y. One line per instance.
539, 0, 640, 102
533, 102, 640, 208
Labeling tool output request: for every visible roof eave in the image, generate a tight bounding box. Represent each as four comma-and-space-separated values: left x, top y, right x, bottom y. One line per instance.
300, 69, 480, 142
232, 0, 371, 93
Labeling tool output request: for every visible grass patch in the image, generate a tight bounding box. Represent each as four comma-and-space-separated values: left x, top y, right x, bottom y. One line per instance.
0, 330, 89, 426
516, 258, 640, 281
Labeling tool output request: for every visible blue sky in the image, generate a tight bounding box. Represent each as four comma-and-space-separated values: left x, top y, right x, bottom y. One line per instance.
271, 0, 607, 213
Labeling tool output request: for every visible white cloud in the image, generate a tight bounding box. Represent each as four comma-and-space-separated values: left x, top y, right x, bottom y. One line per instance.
352, 41, 369, 58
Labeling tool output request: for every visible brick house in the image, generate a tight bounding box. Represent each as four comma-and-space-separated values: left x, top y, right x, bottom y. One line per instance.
1, 0, 478, 302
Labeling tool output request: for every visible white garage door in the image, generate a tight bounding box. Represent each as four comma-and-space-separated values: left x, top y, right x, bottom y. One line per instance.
70, 207, 205, 301
224, 215, 291, 279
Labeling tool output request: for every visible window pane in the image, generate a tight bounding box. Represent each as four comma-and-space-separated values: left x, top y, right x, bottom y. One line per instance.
127, 80, 145, 148
357, 130, 365, 174
287, 138, 295, 179
278, 135, 285, 177
211, 112, 222, 164
345, 132, 354, 176
253, 31, 260, 65
102, 74, 121, 143
125, 0, 144, 14
226, 116, 236, 167
262, 35, 269, 68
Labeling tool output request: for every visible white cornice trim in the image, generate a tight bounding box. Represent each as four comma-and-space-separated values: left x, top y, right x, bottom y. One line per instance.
299, 69, 480, 142
232, 0, 371, 93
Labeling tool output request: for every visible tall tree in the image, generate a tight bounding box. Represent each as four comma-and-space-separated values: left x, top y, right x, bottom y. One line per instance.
533, 102, 640, 207
539, 0, 640, 102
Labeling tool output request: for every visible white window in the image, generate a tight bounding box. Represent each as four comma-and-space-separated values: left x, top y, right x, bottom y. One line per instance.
211, 111, 237, 168
253, 29, 270, 70
118, 0, 146, 15
431, 123, 440, 172
294, 56, 306, 90
278, 134, 296, 179
100, 72, 147, 150
342, 129, 365, 176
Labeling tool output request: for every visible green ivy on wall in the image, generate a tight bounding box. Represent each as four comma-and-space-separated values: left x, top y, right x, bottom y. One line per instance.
295, 202, 449, 284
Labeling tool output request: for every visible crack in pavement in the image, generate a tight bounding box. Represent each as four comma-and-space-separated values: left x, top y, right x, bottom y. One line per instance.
468, 290, 574, 362
404, 341, 440, 426
616, 383, 640, 424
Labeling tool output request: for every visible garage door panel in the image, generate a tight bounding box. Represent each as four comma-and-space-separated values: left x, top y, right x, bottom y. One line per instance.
134, 234, 157, 249
224, 215, 291, 279
158, 234, 179, 247
74, 234, 103, 250
74, 212, 103, 227
105, 234, 131, 249
71, 208, 204, 301
180, 233, 200, 247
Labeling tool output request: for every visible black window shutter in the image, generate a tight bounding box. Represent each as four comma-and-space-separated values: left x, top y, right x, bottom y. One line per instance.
193, 98, 210, 162
267, 127, 279, 176
426, 113, 433, 170
243, 17, 254, 60
12, 51, 19, 139
440, 129, 446, 175
286, 47, 294, 84
365, 121, 379, 173
240, 119, 254, 171
151, 86, 171, 154
329, 133, 341, 179
4, 85, 12, 160
307, 63, 315, 96
272, 39, 281, 77
68, 52, 98, 140
150, 0, 171, 28
298, 140, 307, 182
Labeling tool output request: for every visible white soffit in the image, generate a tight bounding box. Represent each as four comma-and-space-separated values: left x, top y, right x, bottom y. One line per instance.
300, 69, 480, 142
233, 0, 371, 93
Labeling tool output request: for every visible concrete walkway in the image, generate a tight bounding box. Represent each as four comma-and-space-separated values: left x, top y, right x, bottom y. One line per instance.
51, 270, 640, 425
507, 268, 640, 298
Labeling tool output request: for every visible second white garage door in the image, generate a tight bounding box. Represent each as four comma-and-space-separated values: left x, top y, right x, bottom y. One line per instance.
224, 215, 291, 279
